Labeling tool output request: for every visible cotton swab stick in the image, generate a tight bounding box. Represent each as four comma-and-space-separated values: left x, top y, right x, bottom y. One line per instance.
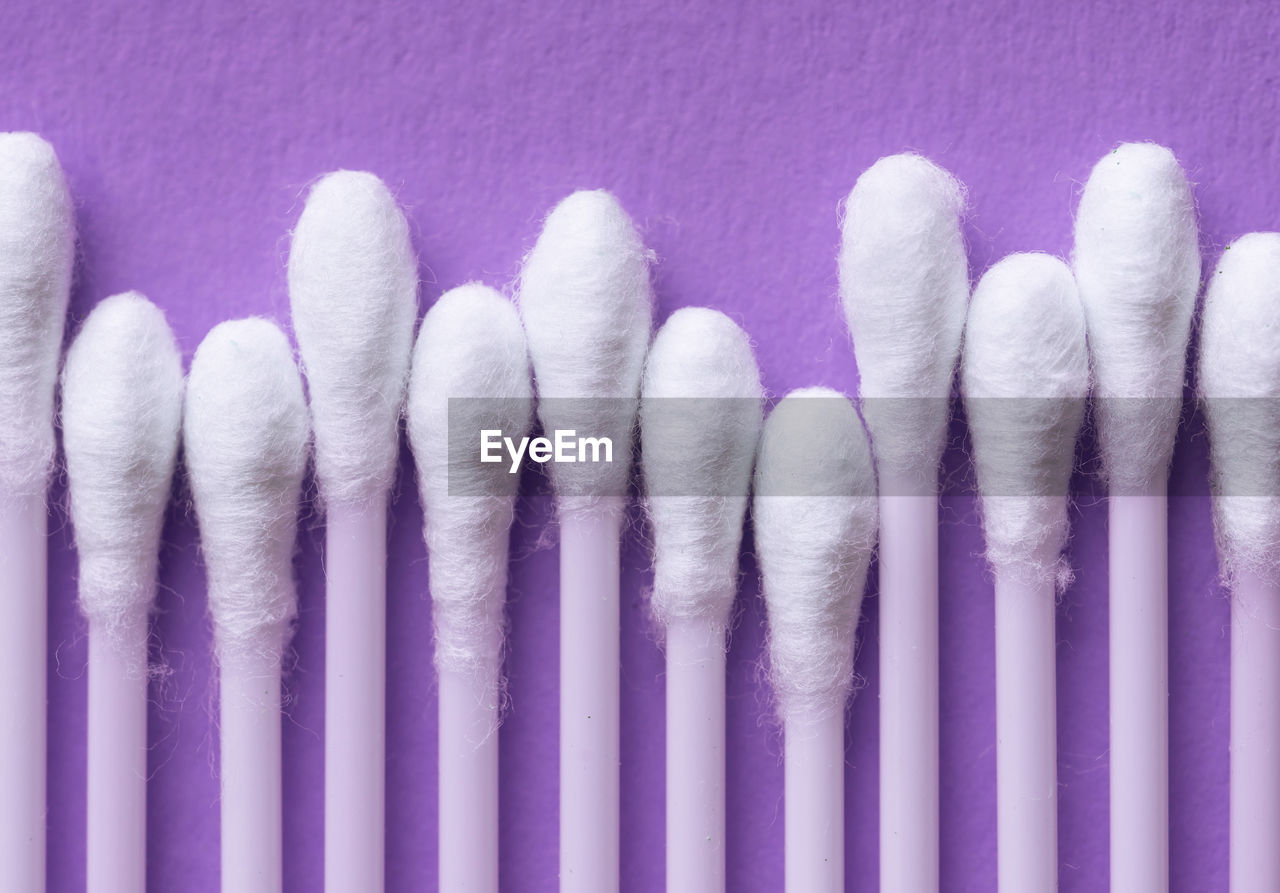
838, 153, 969, 893
638, 308, 763, 893
0, 131, 73, 893
406, 283, 533, 893
1198, 233, 1280, 893
518, 189, 653, 893
960, 254, 1089, 893
62, 293, 183, 893
288, 171, 418, 893
1072, 142, 1199, 893
185, 319, 309, 893
753, 388, 878, 893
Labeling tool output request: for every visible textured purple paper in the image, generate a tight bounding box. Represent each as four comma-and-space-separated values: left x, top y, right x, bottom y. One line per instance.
2, 0, 1268, 889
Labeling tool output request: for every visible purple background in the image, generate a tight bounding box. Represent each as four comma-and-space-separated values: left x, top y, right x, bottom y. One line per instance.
2, 0, 1270, 888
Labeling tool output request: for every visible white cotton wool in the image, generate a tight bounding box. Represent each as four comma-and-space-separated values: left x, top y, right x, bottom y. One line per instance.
1072, 142, 1200, 493
838, 153, 969, 489
62, 293, 184, 640
1199, 233, 1280, 584
639, 307, 763, 634
406, 283, 533, 681
753, 388, 878, 723
288, 170, 418, 508
961, 254, 1089, 587
518, 190, 653, 506
185, 319, 309, 663
0, 132, 74, 497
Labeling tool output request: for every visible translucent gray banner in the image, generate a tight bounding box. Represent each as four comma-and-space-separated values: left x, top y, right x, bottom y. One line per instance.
438, 396, 1265, 498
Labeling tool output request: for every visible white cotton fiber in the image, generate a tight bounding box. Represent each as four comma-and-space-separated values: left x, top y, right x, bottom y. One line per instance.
961, 254, 1089, 586
185, 319, 309, 663
753, 388, 878, 722
0, 132, 74, 496
518, 190, 653, 505
288, 170, 418, 507
62, 293, 184, 639
406, 283, 533, 681
639, 307, 763, 634
1072, 142, 1200, 493
838, 153, 969, 488
1200, 233, 1280, 583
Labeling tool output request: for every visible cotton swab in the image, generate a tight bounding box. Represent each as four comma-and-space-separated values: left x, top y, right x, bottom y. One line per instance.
0, 131, 73, 893
838, 152, 969, 893
62, 293, 183, 893
638, 308, 763, 893
1072, 142, 1199, 893
1198, 233, 1280, 893
288, 171, 418, 893
753, 388, 878, 893
185, 318, 309, 893
960, 254, 1088, 893
406, 283, 533, 893
518, 189, 653, 893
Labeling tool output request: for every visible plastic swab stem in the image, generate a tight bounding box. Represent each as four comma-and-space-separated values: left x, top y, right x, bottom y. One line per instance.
86, 614, 148, 893
220, 649, 283, 893
784, 709, 844, 893
1109, 489, 1169, 893
0, 492, 47, 893
559, 498, 623, 893
879, 487, 940, 893
1230, 568, 1280, 893
665, 616, 726, 893
438, 666, 500, 893
995, 572, 1057, 893
325, 496, 389, 892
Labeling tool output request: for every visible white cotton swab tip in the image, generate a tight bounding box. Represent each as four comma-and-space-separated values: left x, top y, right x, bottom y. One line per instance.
1073, 142, 1199, 893
184, 318, 309, 661
62, 291, 183, 893
838, 152, 965, 893
0, 131, 74, 893
0, 131, 75, 496
838, 153, 968, 485
640, 307, 761, 893
1072, 142, 1199, 492
754, 387, 876, 893
1200, 232, 1280, 579
407, 282, 532, 893
406, 282, 533, 680
960, 254, 1088, 893
518, 188, 653, 503
288, 169, 418, 507
1201, 233, 1280, 893
960, 253, 1088, 581
186, 319, 307, 893
290, 169, 417, 893
519, 189, 653, 893
63, 292, 184, 637
640, 307, 763, 634
754, 387, 877, 722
